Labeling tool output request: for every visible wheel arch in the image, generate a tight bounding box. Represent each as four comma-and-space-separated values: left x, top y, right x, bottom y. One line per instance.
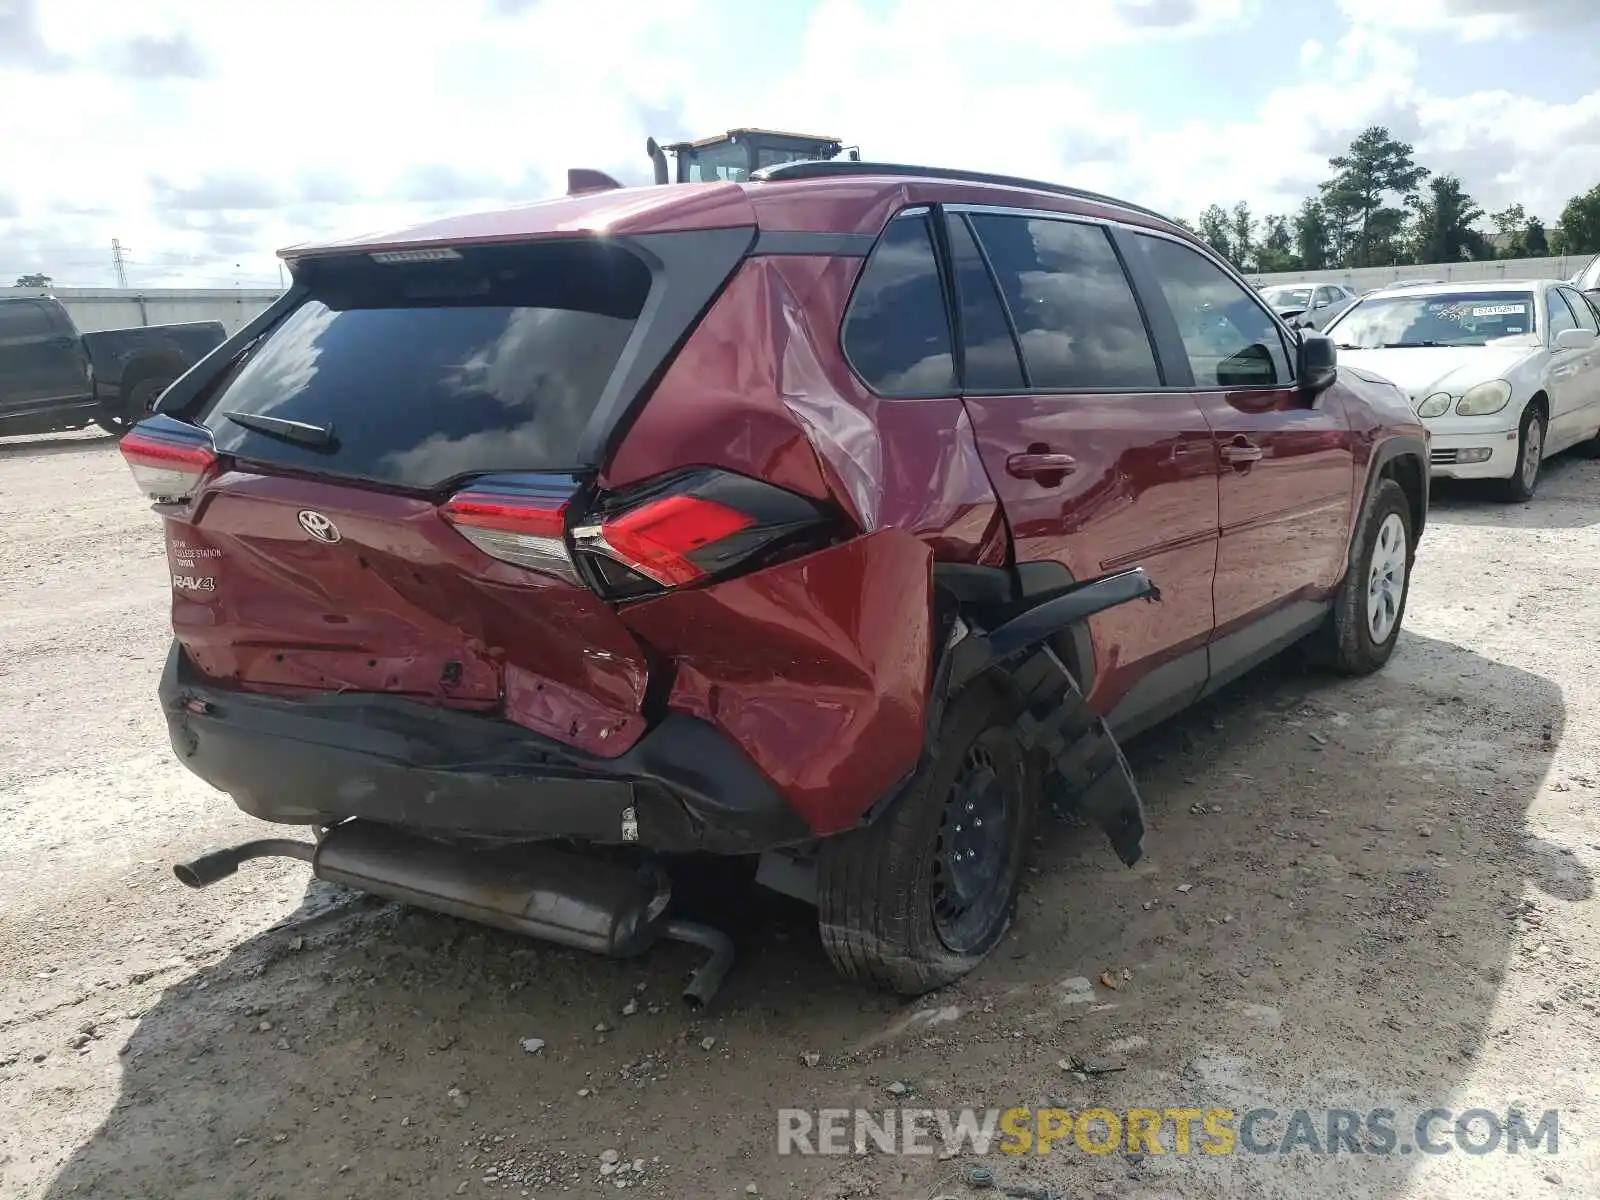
1354, 435, 1428, 566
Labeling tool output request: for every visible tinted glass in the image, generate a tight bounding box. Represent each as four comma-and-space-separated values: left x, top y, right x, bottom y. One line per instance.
970, 215, 1159, 390
1314, 288, 1337, 307
1562, 288, 1599, 334
1263, 286, 1312, 308
201, 241, 650, 489
1547, 291, 1578, 338
0, 300, 58, 339
1328, 292, 1536, 349
1133, 235, 1290, 387
842, 212, 956, 395
946, 214, 1024, 390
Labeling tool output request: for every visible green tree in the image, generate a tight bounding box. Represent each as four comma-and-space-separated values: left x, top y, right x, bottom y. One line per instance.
1196, 204, 1233, 261
1320, 126, 1429, 267
1556, 184, 1600, 255
1256, 214, 1299, 272
1292, 198, 1332, 270
1412, 175, 1486, 263
1229, 202, 1256, 271
1524, 218, 1549, 257
13, 273, 52, 288
1489, 203, 1527, 258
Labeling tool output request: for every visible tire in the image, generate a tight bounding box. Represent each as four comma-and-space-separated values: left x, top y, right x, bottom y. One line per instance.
817, 680, 1038, 995
1493, 402, 1545, 502
1309, 477, 1413, 676
94, 376, 172, 437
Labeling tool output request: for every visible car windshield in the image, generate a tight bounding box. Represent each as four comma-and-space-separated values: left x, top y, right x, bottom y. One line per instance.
682, 139, 748, 182
1262, 286, 1313, 307
1327, 292, 1537, 349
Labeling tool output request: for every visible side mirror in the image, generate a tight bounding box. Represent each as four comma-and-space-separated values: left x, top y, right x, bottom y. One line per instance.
1297, 332, 1338, 395
1555, 327, 1596, 351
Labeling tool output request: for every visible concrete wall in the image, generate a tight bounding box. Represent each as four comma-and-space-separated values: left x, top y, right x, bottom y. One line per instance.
13, 287, 283, 335
1252, 255, 1592, 291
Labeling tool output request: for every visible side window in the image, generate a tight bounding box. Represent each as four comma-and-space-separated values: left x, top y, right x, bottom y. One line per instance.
1547, 290, 1578, 339
1314, 287, 1337, 308
945, 214, 1025, 390
0, 300, 58, 340
968, 214, 1160, 390
1133, 234, 1292, 388
1559, 288, 1598, 335
842, 211, 956, 395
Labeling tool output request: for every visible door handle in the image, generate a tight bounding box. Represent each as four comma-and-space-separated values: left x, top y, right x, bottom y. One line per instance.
1220, 440, 1264, 467
1006, 451, 1077, 480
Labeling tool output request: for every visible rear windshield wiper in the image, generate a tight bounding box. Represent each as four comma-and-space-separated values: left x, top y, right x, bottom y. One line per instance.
223, 411, 337, 451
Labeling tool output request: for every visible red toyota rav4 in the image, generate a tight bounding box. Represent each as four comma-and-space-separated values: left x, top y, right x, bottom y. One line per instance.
126, 161, 1427, 1001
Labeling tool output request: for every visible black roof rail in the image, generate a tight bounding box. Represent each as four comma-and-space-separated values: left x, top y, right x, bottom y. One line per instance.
750, 159, 1176, 226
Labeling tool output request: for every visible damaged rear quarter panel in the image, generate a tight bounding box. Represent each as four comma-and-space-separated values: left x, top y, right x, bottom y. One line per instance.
619, 528, 934, 836
603, 254, 1005, 563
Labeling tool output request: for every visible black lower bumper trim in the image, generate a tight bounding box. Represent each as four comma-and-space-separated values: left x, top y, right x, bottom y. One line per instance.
158, 643, 812, 854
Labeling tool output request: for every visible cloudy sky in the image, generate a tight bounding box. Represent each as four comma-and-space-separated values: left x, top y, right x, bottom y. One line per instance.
2, 0, 1598, 288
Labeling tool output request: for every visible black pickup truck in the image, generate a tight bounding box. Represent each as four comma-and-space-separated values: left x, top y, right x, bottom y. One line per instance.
0, 294, 227, 438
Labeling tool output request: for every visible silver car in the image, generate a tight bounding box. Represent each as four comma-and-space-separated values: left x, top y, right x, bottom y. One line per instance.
1259, 282, 1359, 330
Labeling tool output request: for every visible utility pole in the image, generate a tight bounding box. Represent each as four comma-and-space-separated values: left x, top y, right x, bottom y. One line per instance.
111, 238, 129, 288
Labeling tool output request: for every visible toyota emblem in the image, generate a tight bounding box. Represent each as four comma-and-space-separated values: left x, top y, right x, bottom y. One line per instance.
296, 510, 341, 544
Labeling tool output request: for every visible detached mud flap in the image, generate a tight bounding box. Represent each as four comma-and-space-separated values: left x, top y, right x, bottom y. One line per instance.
945, 568, 1157, 866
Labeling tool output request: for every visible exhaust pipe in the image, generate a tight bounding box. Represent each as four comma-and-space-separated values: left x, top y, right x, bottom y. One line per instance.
646, 136, 670, 186
173, 822, 736, 1003
174, 838, 314, 887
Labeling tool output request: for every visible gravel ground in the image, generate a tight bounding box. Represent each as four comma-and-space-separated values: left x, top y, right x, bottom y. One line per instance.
1, 430, 1597, 1200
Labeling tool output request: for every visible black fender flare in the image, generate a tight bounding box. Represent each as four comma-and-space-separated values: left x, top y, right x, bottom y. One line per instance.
878, 565, 1160, 867
1353, 434, 1428, 565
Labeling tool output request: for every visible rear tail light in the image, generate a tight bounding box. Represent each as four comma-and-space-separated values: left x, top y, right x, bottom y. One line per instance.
119, 415, 217, 503
572, 469, 837, 600
439, 474, 582, 585
439, 468, 837, 599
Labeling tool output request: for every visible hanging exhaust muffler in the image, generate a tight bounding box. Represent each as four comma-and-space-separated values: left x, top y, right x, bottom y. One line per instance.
174, 821, 734, 1005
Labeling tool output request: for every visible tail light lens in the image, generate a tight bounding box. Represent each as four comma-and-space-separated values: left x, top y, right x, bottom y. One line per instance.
439, 473, 581, 585
572, 469, 837, 600
438, 468, 837, 600
119, 415, 217, 503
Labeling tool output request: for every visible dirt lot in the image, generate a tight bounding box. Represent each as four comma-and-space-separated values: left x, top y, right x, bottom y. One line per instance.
1, 431, 1597, 1200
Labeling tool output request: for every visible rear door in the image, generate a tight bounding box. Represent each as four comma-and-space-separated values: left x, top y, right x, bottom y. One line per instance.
1120, 231, 1353, 670
950, 207, 1221, 730
0, 299, 90, 416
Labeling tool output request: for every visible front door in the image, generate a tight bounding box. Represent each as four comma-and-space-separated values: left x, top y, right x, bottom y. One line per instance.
948, 209, 1220, 730
1119, 232, 1354, 675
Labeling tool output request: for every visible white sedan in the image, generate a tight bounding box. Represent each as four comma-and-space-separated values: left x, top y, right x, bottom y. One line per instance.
1324, 280, 1600, 500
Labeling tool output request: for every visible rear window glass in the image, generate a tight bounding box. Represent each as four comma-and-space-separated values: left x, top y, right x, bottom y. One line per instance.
200, 241, 652, 489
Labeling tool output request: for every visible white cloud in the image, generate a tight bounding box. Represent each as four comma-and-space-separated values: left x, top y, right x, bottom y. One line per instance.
1, 0, 1597, 287
1336, 0, 1600, 40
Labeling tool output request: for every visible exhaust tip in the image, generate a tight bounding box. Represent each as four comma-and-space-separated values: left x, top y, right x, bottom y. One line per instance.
173, 862, 206, 889
662, 918, 735, 1009
172, 838, 316, 889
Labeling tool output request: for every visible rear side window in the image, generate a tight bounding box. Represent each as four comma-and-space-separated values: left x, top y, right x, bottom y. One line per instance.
200, 240, 651, 489
1132, 234, 1291, 388
0, 300, 60, 339
968, 214, 1161, 391
946, 214, 1025, 390
842, 211, 956, 395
